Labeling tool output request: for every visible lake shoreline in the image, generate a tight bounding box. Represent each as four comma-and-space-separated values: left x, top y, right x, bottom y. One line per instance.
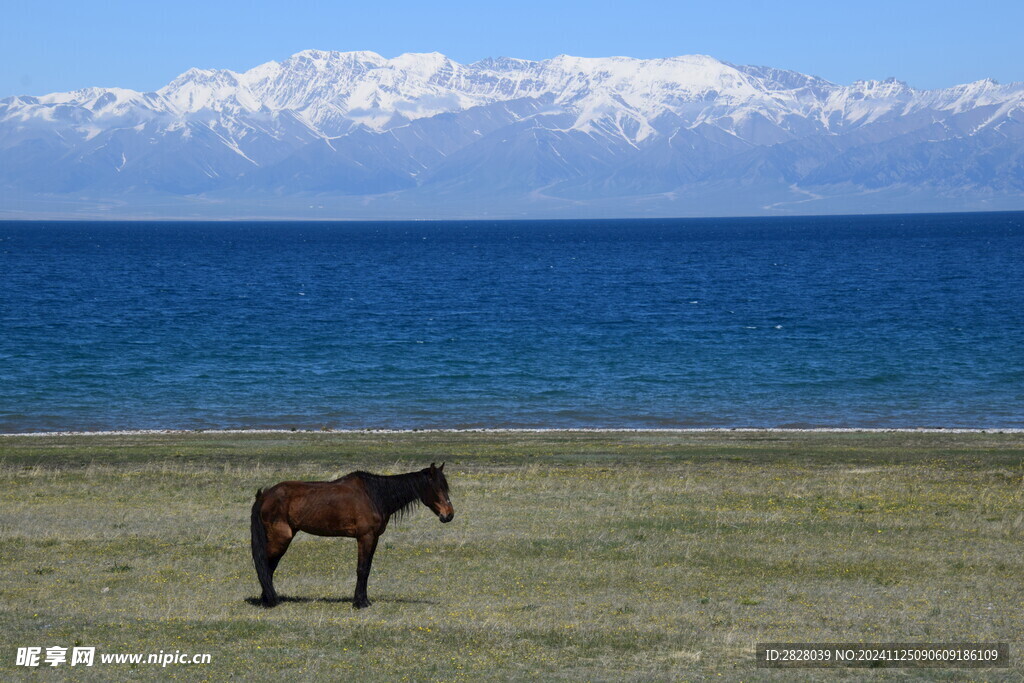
5, 426, 1024, 437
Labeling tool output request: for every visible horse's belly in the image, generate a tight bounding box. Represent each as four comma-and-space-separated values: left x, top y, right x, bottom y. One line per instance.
289, 495, 379, 537
297, 515, 363, 537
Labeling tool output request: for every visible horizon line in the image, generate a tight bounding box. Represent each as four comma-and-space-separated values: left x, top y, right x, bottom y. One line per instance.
2, 208, 1024, 224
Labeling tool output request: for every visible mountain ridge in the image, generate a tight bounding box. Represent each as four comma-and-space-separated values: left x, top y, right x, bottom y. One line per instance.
2, 50, 1023, 218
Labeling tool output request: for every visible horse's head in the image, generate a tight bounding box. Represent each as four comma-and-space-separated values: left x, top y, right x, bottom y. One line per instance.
423, 462, 454, 523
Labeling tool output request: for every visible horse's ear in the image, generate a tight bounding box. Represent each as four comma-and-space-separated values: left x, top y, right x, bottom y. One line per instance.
430, 462, 436, 472
439, 462, 445, 471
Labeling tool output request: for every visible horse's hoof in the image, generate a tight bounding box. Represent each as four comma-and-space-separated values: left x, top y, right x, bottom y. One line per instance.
353, 599, 371, 609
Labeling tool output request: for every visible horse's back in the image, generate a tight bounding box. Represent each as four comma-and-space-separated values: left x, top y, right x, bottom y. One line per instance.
259, 475, 382, 538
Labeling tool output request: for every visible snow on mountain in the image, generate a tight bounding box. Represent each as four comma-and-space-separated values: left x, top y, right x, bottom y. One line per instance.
2, 50, 1023, 217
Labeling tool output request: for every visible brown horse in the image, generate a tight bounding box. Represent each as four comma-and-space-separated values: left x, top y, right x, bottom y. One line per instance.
250, 462, 453, 608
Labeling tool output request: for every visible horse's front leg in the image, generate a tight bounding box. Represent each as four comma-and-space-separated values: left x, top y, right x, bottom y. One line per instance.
353, 532, 379, 609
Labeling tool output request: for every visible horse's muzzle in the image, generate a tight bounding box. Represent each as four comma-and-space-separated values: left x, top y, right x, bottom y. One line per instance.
439, 511, 454, 523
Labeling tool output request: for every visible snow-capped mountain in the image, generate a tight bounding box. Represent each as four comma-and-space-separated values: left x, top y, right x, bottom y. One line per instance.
2, 50, 1023, 218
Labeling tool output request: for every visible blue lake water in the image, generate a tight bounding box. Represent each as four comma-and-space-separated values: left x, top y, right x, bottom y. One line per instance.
1, 213, 1022, 432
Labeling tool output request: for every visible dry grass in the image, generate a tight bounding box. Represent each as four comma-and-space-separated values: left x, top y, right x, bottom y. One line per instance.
0, 431, 1021, 680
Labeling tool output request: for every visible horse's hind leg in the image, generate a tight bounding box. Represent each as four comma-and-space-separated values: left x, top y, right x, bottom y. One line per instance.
264, 524, 293, 603
353, 532, 379, 609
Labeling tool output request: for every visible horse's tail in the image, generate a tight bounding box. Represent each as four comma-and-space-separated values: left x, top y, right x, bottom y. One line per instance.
250, 489, 278, 607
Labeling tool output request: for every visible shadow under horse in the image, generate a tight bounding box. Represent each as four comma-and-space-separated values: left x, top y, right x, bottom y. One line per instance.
250, 462, 454, 608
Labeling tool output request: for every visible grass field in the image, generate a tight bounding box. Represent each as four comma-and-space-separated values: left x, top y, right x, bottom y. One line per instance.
1, 430, 1022, 681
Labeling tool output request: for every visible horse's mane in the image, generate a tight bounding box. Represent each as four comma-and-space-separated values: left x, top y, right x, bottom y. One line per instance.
350, 469, 446, 521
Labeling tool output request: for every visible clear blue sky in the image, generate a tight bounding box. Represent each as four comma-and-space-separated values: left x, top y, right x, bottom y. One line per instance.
2, 0, 1022, 98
